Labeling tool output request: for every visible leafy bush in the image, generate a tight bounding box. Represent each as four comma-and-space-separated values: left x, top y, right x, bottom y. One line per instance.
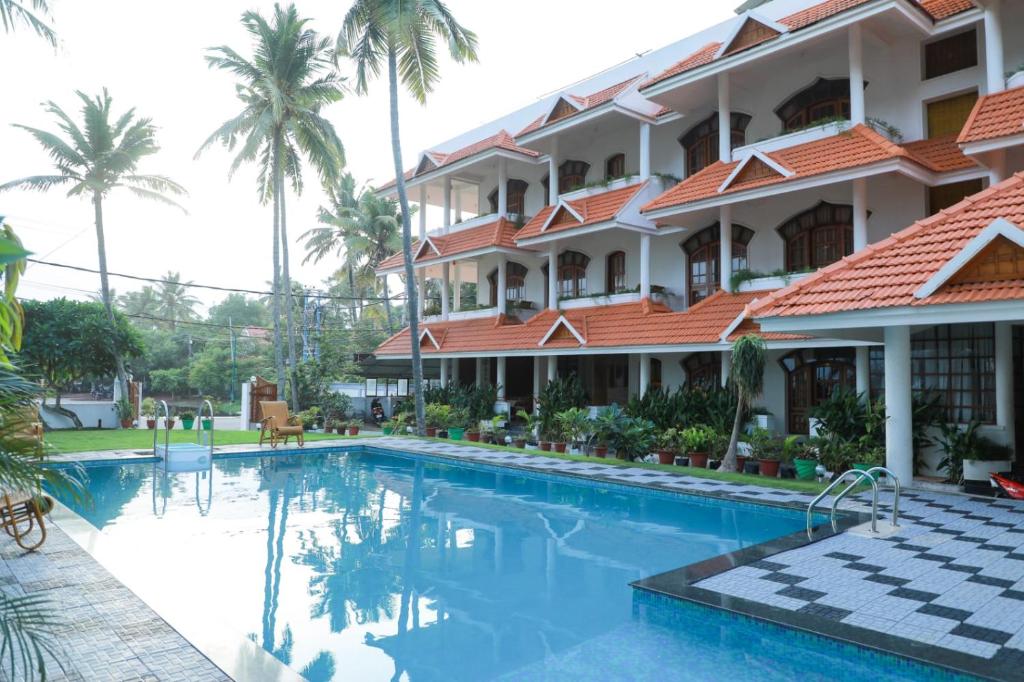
680, 425, 716, 453
555, 407, 592, 446
593, 405, 627, 449
321, 391, 352, 423
616, 417, 657, 461
538, 376, 587, 439
937, 420, 1013, 484
424, 403, 452, 429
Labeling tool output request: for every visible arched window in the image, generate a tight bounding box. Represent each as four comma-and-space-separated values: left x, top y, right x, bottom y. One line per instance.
487, 262, 528, 306
487, 179, 528, 215
777, 202, 854, 272
775, 78, 852, 132
779, 349, 856, 434
606, 251, 626, 293
681, 223, 755, 306
683, 353, 721, 389
542, 160, 591, 204
605, 153, 626, 180
679, 112, 752, 177
544, 250, 589, 299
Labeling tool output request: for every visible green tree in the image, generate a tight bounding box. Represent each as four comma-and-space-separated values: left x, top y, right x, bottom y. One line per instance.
338, 0, 478, 433
1, 90, 186, 401
117, 285, 159, 326
721, 334, 766, 473
199, 3, 345, 413
155, 271, 200, 329
1, 0, 55, 46
208, 293, 269, 328
20, 298, 144, 427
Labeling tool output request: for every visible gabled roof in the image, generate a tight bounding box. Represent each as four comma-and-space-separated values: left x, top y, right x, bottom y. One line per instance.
957, 86, 1024, 147
516, 76, 647, 137
751, 172, 1024, 319
376, 217, 532, 272
517, 182, 650, 241
642, 0, 977, 90
642, 125, 977, 214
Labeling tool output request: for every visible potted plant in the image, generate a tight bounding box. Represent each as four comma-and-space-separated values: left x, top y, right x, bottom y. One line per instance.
516, 409, 542, 449
299, 407, 321, 431
466, 424, 481, 442
485, 415, 508, 446
793, 442, 819, 481
681, 425, 714, 468
556, 407, 591, 455
748, 406, 772, 432
424, 403, 450, 438
347, 419, 362, 436
657, 428, 681, 465
749, 427, 781, 478
938, 421, 1013, 488
551, 420, 568, 453
323, 419, 335, 434
115, 398, 134, 429
447, 408, 469, 441
142, 398, 157, 429
852, 443, 885, 481
592, 406, 625, 458
165, 415, 177, 430
778, 435, 801, 479
616, 417, 657, 462
180, 410, 196, 431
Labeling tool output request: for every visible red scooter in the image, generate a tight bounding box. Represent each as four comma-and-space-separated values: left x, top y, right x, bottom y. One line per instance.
991, 473, 1024, 500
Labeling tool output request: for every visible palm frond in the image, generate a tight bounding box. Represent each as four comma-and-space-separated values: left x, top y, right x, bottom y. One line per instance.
0, 592, 71, 681
0, 0, 56, 47
0, 175, 75, 194
122, 186, 188, 213
122, 174, 187, 197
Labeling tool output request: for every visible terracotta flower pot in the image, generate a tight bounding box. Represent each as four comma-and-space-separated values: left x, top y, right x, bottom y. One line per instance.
166, 418, 176, 429
425, 427, 437, 437
146, 419, 156, 429
467, 432, 480, 442
688, 452, 709, 468
735, 455, 747, 471
657, 450, 675, 465
513, 439, 526, 449
553, 442, 566, 453
120, 419, 133, 429
593, 445, 608, 458
348, 426, 360, 436
759, 459, 781, 478
539, 441, 551, 451
324, 425, 334, 434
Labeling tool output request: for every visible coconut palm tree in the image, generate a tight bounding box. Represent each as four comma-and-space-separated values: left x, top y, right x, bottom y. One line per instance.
1, 0, 55, 46
199, 3, 345, 413
155, 271, 200, 329
720, 334, 766, 473
1, 90, 186, 401
304, 173, 364, 325
337, 0, 478, 434
117, 285, 159, 319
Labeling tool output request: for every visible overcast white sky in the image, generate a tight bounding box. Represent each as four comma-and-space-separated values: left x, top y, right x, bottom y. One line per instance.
1, 1, 733, 311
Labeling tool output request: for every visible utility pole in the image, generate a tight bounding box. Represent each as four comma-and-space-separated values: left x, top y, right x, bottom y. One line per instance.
229, 316, 238, 402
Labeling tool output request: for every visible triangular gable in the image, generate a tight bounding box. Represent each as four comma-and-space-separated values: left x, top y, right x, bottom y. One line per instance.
541, 201, 585, 232
413, 237, 443, 261
915, 218, 1024, 298
718, 150, 794, 193
544, 96, 584, 126
415, 154, 439, 176
717, 13, 787, 59
419, 328, 441, 350
720, 306, 752, 342
538, 316, 586, 346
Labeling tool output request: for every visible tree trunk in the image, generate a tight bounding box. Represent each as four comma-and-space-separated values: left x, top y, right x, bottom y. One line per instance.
270, 136, 287, 400
278, 181, 301, 413
721, 393, 745, 473
50, 392, 83, 429
93, 192, 129, 402
346, 262, 358, 325
381, 277, 395, 335
388, 45, 425, 435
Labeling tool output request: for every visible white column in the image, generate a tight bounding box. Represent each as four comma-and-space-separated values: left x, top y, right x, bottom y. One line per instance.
721, 351, 731, 388
548, 138, 559, 205
638, 353, 650, 398
497, 158, 508, 216
496, 357, 507, 399
856, 346, 871, 396
497, 255, 508, 316
532, 359, 541, 412
853, 178, 868, 252
720, 206, 733, 293
547, 244, 558, 311
441, 263, 450, 320
418, 185, 427, 240
996, 322, 1016, 447
440, 358, 449, 385
984, 0, 1005, 94
717, 72, 732, 164
548, 356, 558, 382
475, 358, 484, 387
990, 149, 1008, 186
442, 176, 452, 232
884, 325, 914, 484
453, 262, 462, 312
848, 24, 865, 125
639, 123, 652, 181
416, 271, 426, 317
639, 234, 651, 299
454, 184, 463, 223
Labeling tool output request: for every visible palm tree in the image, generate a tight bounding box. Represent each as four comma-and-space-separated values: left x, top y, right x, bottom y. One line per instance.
117, 285, 159, 319
304, 173, 363, 325
1, 90, 186, 401
1, 0, 55, 46
338, 0, 478, 434
720, 334, 766, 473
199, 3, 345, 413
155, 271, 200, 329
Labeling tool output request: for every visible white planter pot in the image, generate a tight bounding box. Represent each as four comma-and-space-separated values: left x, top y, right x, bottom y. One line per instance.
808, 417, 822, 439
1008, 71, 1024, 90
963, 459, 1012, 482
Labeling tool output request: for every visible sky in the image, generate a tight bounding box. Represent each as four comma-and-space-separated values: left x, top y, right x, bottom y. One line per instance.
1, 0, 734, 313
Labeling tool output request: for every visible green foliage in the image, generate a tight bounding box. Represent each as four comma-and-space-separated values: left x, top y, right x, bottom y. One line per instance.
424, 403, 452, 429
291, 360, 329, 411
206, 293, 268, 328
114, 398, 133, 421
810, 390, 887, 473
555, 407, 592, 446
616, 418, 657, 462
937, 421, 1013, 484
593, 405, 627, 449
321, 392, 352, 423
297, 406, 322, 430
422, 382, 497, 425
625, 385, 736, 432
680, 425, 716, 453
537, 376, 587, 437
20, 299, 143, 398
141, 397, 157, 419
0, 223, 27, 365
149, 367, 189, 397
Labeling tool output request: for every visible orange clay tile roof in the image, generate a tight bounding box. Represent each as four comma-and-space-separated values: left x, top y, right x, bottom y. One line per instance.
428, 130, 539, 169
751, 172, 1024, 318
516, 76, 644, 137
642, 126, 976, 213
958, 86, 1024, 145
377, 218, 530, 271
642, 0, 976, 90
517, 182, 649, 240
374, 291, 802, 356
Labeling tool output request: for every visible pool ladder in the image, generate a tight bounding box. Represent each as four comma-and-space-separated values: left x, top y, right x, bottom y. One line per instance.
152, 399, 171, 457
806, 467, 900, 540
151, 399, 216, 457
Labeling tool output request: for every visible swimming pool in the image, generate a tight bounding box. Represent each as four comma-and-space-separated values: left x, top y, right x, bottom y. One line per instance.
53, 446, 970, 681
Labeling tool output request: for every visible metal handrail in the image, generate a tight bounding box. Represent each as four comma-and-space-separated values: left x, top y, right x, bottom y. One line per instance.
198, 399, 215, 453
152, 399, 171, 457
865, 466, 900, 528
830, 470, 878, 534
806, 468, 878, 540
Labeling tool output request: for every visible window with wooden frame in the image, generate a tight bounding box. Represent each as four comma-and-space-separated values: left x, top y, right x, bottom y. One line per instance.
777, 202, 854, 272
683, 353, 721, 389
606, 251, 627, 293
681, 223, 755, 306
541, 160, 592, 204
605, 153, 626, 180
912, 324, 996, 424
928, 179, 984, 215
556, 250, 589, 299
927, 91, 978, 138
779, 348, 856, 435
924, 29, 977, 80
679, 112, 752, 177
775, 78, 852, 132
487, 179, 528, 215
487, 261, 528, 306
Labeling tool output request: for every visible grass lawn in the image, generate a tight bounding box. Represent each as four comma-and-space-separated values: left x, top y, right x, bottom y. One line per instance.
44, 429, 363, 454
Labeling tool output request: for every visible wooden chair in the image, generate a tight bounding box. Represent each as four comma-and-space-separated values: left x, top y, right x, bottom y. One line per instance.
0, 491, 53, 551
258, 401, 305, 448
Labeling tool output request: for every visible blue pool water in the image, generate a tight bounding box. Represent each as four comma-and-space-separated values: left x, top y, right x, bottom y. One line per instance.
55, 447, 969, 681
